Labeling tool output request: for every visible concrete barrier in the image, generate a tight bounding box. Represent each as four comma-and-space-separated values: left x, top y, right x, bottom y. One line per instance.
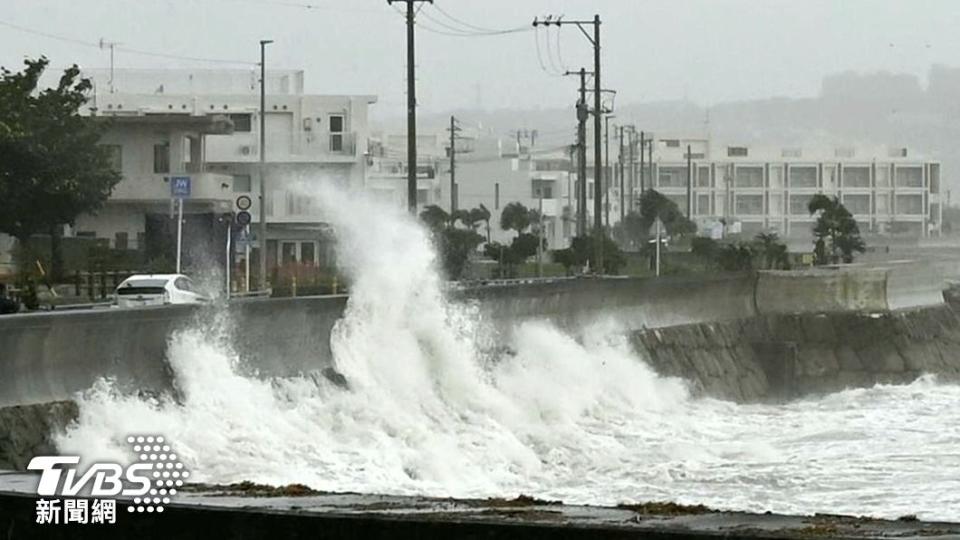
0, 267, 946, 409
756, 268, 889, 314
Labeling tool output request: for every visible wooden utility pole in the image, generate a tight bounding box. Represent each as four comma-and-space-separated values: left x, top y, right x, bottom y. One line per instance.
448, 115, 461, 212
536, 14, 603, 268
618, 125, 625, 223
564, 69, 590, 237
388, 0, 432, 215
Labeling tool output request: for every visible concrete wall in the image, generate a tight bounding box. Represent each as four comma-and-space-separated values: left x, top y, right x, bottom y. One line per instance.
0, 267, 946, 409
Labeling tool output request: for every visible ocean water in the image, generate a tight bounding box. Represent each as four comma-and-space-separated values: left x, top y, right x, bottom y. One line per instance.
56, 186, 960, 521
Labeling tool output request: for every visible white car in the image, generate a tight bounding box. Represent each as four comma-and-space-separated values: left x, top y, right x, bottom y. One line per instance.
115, 274, 208, 308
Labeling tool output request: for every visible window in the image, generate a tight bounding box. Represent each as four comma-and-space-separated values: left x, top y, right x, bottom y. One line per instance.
329, 114, 344, 152
843, 194, 870, 215
876, 193, 890, 213
114, 232, 128, 250
931, 164, 941, 194
727, 146, 748, 157
663, 139, 680, 148
734, 166, 764, 188
790, 195, 813, 215
76, 231, 96, 238
876, 166, 891, 187
735, 194, 763, 215
844, 167, 870, 188
153, 143, 170, 174
658, 166, 687, 187
281, 242, 298, 264
697, 166, 711, 187
895, 166, 922, 188
781, 148, 802, 158
300, 242, 315, 265
789, 166, 817, 188
896, 194, 923, 214
233, 174, 252, 192
696, 194, 710, 215
101, 145, 122, 173
834, 147, 855, 158
174, 277, 196, 292
229, 114, 252, 132
531, 179, 555, 199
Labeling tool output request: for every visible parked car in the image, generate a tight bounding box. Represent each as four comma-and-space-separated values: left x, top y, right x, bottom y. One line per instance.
114, 274, 208, 308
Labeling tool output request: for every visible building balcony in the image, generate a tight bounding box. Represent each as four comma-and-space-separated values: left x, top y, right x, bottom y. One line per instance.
205, 131, 359, 163
109, 172, 236, 203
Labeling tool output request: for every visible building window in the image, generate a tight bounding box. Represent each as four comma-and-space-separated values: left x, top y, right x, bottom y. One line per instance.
843, 194, 870, 215
153, 143, 170, 174
697, 166, 711, 187
663, 139, 680, 148
229, 114, 252, 132
101, 144, 122, 174
735, 194, 763, 215
696, 193, 710, 215
233, 174, 252, 192
329, 114, 344, 152
930, 164, 940, 194
76, 231, 96, 238
657, 166, 686, 188
790, 195, 813, 215
788, 166, 817, 188
300, 242, 316, 265
844, 167, 870, 188
895, 166, 922, 188
896, 194, 923, 215
532, 179, 555, 199
114, 232, 128, 250
734, 166, 763, 188
834, 147, 856, 158
781, 148, 802, 158
727, 146, 748, 157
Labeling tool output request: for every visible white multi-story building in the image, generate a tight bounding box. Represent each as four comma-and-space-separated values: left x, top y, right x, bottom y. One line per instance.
448, 137, 575, 249
70, 68, 376, 274
366, 133, 445, 210
608, 137, 943, 239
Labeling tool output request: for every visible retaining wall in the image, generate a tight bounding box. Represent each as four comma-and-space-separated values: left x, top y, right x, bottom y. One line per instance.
0, 266, 946, 409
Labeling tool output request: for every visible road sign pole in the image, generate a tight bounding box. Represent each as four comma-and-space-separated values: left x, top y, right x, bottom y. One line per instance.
225, 223, 232, 299
176, 198, 183, 273
244, 225, 251, 292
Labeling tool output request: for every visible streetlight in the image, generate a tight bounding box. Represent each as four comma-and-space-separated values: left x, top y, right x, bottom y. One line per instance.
258, 39, 273, 291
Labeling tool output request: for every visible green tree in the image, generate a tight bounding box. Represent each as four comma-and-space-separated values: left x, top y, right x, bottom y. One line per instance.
753, 232, 790, 270
499, 202, 533, 234
419, 204, 484, 280
557, 234, 625, 275
808, 194, 865, 264
0, 58, 121, 279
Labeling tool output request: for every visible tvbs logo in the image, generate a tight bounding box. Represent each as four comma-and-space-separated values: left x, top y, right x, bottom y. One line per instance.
28, 435, 190, 522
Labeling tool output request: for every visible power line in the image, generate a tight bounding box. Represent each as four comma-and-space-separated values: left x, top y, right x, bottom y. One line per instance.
430, 4, 499, 33
0, 19, 254, 66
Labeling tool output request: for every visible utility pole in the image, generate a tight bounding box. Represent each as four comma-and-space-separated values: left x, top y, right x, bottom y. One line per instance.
626, 127, 635, 212
535, 14, 603, 269
389, 0, 432, 215
258, 38, 272, 291
448, 115, 461, 212
648, 137, 653, 194
640, 131, 646, 194
618, 125, 625, 223
563, 68, 589, 237
686, 144, 693, 218
604, 114, 615, 229
99, 39, 119, 93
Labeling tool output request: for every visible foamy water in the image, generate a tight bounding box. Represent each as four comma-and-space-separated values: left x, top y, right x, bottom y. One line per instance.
57, 186, 960, 522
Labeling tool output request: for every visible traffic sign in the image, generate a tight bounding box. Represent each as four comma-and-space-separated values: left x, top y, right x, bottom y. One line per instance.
171, 176, 191, 198
236, 211, 252, 226
236, 195, 252, 211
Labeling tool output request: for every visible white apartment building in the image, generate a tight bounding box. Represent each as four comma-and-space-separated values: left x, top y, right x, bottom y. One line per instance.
366, 133, 445, 210
71, 68, 375, 275
449, 137, 575, 249
606, 137, 943, 239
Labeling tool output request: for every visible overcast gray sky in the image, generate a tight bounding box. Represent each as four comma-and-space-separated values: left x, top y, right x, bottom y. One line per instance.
3, 0, 959, 117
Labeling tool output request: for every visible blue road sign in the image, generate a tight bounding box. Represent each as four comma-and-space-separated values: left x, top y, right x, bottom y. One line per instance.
171, 176, 191, 198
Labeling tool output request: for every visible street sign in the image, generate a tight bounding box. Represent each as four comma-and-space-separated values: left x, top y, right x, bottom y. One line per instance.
171, 176, 191, 199
236, 211, 252, 226
236, 195, 252, 211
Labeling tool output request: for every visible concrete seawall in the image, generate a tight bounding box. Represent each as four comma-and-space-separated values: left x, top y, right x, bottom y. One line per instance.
0, 265, 946, 409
